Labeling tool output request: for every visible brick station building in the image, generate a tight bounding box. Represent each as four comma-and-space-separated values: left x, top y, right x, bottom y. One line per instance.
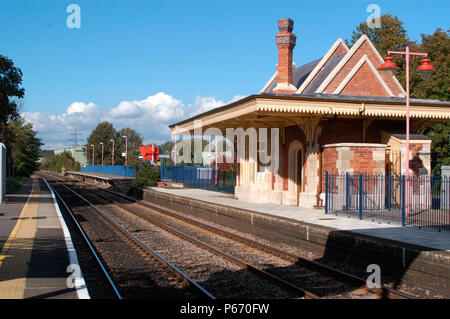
170, 18, 450, 209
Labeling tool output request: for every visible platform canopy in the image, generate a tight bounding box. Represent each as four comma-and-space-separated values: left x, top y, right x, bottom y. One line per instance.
170, 93, 450, 135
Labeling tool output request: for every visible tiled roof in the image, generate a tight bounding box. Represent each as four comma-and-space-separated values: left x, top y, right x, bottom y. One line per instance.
265, 58, 322, 93
302, 54, 346, 94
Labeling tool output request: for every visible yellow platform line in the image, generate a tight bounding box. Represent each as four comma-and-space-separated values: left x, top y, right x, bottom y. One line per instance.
0, 178, 40, 299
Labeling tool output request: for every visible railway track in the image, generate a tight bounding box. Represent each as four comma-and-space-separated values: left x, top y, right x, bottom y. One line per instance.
42, 175, 215, 299
39, 171, 415, 299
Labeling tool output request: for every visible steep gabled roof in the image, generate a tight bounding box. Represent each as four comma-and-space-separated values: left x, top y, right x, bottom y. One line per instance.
302, 54, 345, 94
297, 38, 349, 94
260, 34, 407, 98
315, 34, 405, 97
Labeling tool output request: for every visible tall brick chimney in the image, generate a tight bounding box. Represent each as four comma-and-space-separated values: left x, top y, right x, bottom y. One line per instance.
273, 18, 297, 94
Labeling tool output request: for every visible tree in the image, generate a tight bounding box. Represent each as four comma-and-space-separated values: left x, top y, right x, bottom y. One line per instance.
86, 121, 117, 165
133, 162, 160, 187
414, 29, 450, 175
41, 151, 81, 174
0, 55, 25, 139
346, 13, 419, 88
411, 28, 449, 100
115, 127, 143, 166
347, 15, 449, 175
346, 13, 417, 55
4, 119, 42, 176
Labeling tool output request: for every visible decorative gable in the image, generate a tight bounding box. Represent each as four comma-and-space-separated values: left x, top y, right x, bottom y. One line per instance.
333, 55, 394, 97
316, 35, 405, 97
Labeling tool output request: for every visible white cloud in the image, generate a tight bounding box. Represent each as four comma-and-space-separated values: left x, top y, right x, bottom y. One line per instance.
22, 92, 245, 148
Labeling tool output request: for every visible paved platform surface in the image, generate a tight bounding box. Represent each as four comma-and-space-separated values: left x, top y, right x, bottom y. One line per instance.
0, 176, 87, 299
150, 187, 450, 252
67, 171, 134, 180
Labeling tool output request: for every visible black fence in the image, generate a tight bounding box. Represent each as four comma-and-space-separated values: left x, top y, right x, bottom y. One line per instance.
325, 172, 450, 232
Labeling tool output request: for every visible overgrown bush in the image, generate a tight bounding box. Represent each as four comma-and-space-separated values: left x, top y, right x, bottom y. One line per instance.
133, 162, 160, 187
40, 151, 81, 173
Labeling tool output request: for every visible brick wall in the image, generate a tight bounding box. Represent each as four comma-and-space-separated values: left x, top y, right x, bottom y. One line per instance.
339, 62, 389, 97
323, 40, 403, 97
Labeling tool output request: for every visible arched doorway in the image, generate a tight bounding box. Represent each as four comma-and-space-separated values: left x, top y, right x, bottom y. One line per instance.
288, 140, 304, 206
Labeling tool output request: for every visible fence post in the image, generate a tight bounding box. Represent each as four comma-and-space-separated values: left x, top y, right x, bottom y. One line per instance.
345, 172, 349, 211
325, 172, 328, 214
359, 174, 363, 220
401, 175, 406, 226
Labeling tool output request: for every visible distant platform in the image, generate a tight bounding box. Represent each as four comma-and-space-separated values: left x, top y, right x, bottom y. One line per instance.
66, 171, 134, 193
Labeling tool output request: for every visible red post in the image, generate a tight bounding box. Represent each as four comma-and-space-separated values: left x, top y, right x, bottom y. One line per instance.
380, 47, 432, 218
100, 142, 104, 166
123, 136, 128, 166
111, 139, 114, 166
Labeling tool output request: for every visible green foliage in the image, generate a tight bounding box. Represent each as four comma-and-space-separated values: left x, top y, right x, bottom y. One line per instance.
40, 151, 81, 174
347, 15, 449, 175
346, 13, 416, 55
133, 162, 160, 187
85, 122, 143, 166
0, 55, 25, 131
3, 119, 42, 177
86, 121, 117, 165
421, 122, 450, 176
5, 176, 27, 194
116, 127, 143, 166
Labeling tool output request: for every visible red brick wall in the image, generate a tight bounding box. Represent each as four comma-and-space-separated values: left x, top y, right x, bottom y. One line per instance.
323, 40, 403, 97
350, 147, 379, 174
321, 145, 384, 190
339, 62, 389, 97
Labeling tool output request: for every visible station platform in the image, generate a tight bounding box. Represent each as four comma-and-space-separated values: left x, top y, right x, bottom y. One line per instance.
144, 186, 450, 296
149, 187, 450, 251
67, 171, 134, 180
66, 171, 134, 193
0, 176, 88, 299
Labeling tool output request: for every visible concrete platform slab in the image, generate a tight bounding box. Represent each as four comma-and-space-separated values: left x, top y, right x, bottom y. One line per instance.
0, 177, 88, 299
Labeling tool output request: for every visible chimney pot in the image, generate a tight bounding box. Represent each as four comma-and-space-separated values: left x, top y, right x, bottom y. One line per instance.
278, 18, 294, 33
273, 18, 297, 94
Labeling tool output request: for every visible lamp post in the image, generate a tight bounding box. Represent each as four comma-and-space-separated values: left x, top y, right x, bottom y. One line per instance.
123, 136, 128, 166
91, 144, 94, 165
378, 48, 435, 217
110, 139, 115, 166
100, 142, 104, 166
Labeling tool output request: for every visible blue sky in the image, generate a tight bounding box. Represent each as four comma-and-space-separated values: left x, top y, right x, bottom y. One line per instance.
0, 0, 448, 148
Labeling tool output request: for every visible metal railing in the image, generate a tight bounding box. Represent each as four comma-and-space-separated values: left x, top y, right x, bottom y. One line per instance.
161, 166, 236, 194
325, 172, 450, 232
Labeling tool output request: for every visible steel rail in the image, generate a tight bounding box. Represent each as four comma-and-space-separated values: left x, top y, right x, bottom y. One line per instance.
91, 183, 415, 299
73, 183, 320, 299
45, 172, 415, 299
41, 176, 123, 299
43, 174, 215, 299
